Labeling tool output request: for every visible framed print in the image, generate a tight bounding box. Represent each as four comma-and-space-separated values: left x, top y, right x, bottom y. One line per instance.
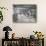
13, 4, 37, 23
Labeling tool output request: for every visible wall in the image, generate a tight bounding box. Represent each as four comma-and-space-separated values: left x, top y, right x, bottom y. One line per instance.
0, 0, 46, 46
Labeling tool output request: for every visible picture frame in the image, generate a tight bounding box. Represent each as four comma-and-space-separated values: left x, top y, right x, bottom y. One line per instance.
13, 4, 37, 23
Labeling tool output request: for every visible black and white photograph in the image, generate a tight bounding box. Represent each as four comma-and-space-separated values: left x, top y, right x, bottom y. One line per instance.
13, 5, 37, 23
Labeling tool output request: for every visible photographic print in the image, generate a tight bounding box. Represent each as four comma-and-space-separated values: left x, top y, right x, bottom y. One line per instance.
13, 5, 37, 23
